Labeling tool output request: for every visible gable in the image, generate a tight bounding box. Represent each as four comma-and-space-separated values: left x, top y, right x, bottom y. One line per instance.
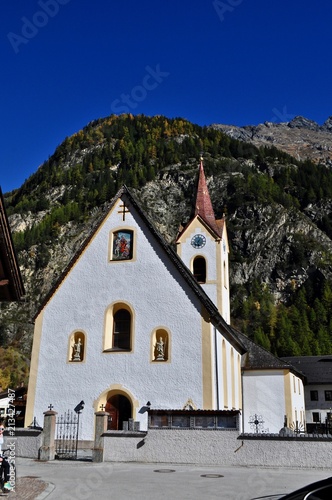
176, 214, 223, 245
35, 187, 244, 353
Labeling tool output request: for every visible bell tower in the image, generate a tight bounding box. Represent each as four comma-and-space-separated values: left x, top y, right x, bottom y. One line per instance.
176, 158, 230, 323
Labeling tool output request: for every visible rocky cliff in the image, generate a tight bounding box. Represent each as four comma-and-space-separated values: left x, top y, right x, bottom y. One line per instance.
2, 113, 332, 372
212, 115, 332, 166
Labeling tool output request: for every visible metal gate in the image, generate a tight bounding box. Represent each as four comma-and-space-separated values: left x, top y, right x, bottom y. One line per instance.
55, 410, 79, 460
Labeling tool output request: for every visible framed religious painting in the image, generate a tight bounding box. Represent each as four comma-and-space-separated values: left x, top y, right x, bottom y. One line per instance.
112, 230, 133, 260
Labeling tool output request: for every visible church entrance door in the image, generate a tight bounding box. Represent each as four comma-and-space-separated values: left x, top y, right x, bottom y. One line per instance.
106, 394, 131, 430
105, 403, 118, 430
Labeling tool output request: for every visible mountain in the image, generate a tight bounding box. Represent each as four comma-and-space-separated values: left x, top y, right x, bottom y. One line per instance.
212, 115, 332, 166
2, 113, 332, 387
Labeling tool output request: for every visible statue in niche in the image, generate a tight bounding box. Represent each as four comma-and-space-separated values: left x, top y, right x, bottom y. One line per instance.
155, 336, 165, 361
72, 338, 83, 361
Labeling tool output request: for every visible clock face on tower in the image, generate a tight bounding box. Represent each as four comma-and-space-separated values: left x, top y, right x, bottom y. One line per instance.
191, 234, 206, 249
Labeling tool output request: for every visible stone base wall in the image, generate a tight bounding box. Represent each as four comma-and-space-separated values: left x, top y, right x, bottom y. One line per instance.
102, 430, 332, 469
10, 428, 332, 468
5, 429, 43, 458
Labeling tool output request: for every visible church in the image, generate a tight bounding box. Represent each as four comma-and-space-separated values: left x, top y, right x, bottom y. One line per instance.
25, 160, 305, 441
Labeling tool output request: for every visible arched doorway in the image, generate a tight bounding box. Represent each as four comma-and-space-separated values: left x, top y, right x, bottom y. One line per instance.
105, 394, 132, 430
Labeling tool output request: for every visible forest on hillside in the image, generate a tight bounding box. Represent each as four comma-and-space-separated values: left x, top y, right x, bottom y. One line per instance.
2, 113, 332, 387
7, 114, 332, 252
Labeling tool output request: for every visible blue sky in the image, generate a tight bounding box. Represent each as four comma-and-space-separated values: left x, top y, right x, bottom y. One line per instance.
2, 0, 332, 193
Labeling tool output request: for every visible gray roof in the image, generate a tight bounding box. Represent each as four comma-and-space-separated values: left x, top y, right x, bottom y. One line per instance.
282, 356, 332, 384
233, 328, 299, 372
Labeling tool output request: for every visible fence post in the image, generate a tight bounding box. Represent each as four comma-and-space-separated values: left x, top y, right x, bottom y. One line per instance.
39, 409, 57, 461
92, 411, 108, 463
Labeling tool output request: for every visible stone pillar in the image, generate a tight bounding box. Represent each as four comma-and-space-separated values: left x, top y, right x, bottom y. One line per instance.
92, 411, 108, 462
39, 410, 57, 461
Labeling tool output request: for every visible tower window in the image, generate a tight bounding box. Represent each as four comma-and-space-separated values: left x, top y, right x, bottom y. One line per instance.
193, 256, 206, 283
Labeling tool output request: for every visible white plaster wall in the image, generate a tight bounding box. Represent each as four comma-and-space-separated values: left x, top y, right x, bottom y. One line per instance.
180, 227, 218, 305
182, 228, 218, 280
221, 237, 230, 323
32, 198, 206, 440
221, 287, 230, 323
242, 371, 286, 433
103, 430, 332, 469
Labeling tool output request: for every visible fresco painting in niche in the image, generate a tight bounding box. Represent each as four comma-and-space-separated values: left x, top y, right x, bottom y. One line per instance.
112, 231, 133, 260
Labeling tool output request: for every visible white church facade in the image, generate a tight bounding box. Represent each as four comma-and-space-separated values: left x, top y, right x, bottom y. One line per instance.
25, 160, 305, 440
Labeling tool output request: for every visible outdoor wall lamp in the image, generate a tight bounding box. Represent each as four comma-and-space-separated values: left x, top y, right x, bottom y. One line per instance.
74, 400, 85, 414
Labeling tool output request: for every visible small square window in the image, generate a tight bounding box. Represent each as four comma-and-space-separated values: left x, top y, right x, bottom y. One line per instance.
325, 390, 332, 401
217, 415, 237, 429
194, 416, 215, 428
312, 412, 320, 423
171, 416, 190, 428
150, 415, 169, 428
310, 390, 318, 401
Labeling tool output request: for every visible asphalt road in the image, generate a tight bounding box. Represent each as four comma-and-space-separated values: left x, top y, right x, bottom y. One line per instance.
14, 457, 332, 500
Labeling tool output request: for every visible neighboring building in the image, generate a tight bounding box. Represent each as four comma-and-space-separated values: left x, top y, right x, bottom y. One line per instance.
240, 334, 305, 433
25, 161, 305, 441
0, 386, 27, 427
0, 187, 25, 302
0, 186, 25, 425
283, 356, 332, 433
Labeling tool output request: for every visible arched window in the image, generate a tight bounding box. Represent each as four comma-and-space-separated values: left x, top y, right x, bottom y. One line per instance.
104, 302, 134, 352
223, 261, 228, 288
113, 309, 131, 349
193, 256, 206, 283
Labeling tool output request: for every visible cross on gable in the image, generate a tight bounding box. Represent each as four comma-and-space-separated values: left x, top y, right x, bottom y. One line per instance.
118, 202, 130, 221
99, 404, 105, 411
48, 404, 54, 410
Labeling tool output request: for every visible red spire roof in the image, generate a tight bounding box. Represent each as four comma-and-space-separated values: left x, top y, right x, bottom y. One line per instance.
195, 158, 220, 235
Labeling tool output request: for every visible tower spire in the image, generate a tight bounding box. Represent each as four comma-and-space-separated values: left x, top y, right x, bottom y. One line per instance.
195, 157, 219, 234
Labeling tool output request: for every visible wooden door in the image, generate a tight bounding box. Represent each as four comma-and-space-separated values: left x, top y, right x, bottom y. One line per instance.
105, 402, 119, 430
